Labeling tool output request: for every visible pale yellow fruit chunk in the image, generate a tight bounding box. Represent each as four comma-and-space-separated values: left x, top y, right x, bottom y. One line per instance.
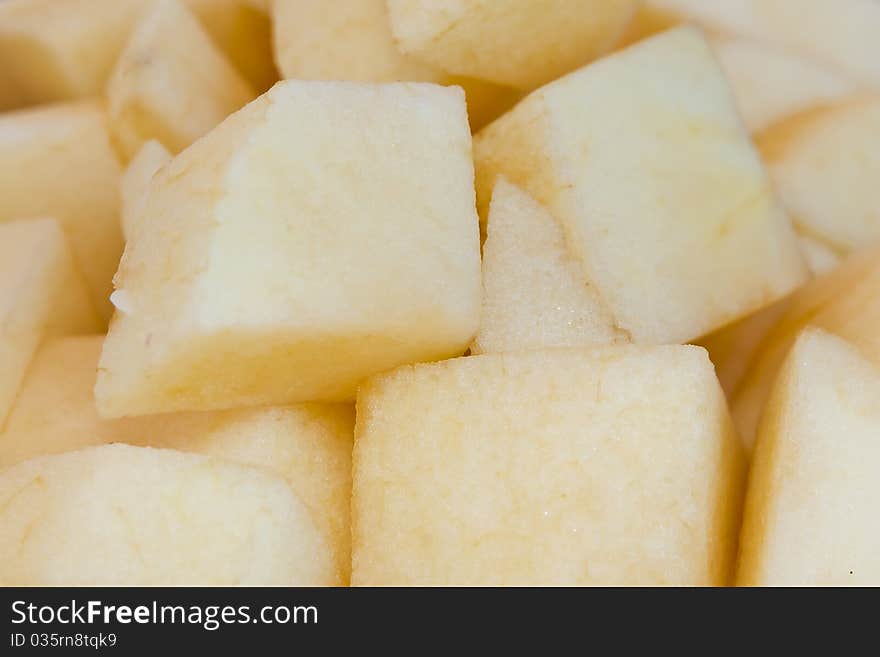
0, 220, 99, 429
698, 232, 840, 397
353, 347, 745, 586
108, 0, 254, 160
0, 444, 334, 586
0, 0, 147, 108
473, 179, 626, 354
732, 244, 880, 449
121, 140, 172, 241
650, 0, 880, 87
797, 233, 841, 277
710, 35, 859, 135
0, 101, 123, 321
386, 0, 642, 90
738, 329, 880, 586
185, 0, 277, 93
0, 335, 353, 583
621, 19, 861, 134
273, 0, 440, 83
271, 0, 519, 130
97, 81, 481, 417
475, 27, 807, 345
759, 96, 880, 254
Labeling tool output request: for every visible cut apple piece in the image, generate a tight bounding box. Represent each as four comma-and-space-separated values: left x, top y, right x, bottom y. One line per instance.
273, 0, 441, 84
650, 0, 880, 87
620, 21, 861, 134
732, 244, 880, 449
698, 233, 840, 397
0, 444, 334, 585
759, 96, 880, 254
738, 329, 880, 585
184, 0, 277, 93
271, 0, 520, 131
710, 35, 859, 134
121, 140, 172, 241
475, 27, 807, 345
353, 346, 745, 586
386, 0, 642, 90
0, 101, 123, 321
0, 220, 99, 429
97, 81, 481, 417
107, 0, 254, 160
473, 178, 626, 354
0, 0, 147, 107
0, 335, 354, 583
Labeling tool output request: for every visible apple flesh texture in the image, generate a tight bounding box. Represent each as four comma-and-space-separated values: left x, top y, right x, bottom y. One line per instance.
353, 346, 745, 586
738, 329, 880, 586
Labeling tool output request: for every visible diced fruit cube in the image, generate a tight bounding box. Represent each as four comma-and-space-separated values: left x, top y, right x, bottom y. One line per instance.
648, 0, 880, 87
273, 0, 440, 84
0, 335, 354, 583
758, 96, 880, 254
353, 347, 745, 585
0, 444, 334, 585
185, 0, 278, 92
0, 0, 147, 107
473, 178, 626, 354
107, 0, 254, 160
386, 0, 642, 90
710, 35, 859, 134
475, 27, 808, 344
0, 101, 123, 321
121, 140, 172, 240
0, 220, 99, 429
732, 244, 880, 448
97, 81, 481, 417
271, 0, 520, 131
738, 329, 880, 585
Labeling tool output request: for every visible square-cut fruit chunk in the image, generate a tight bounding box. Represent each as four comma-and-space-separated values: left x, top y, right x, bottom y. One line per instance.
97, 81, 481, 417
353, 346, 745, 586
0, 444, 334, 585
758, 96, 880, 254
648, 0, 880, 88
0, 101, 123, 321
273, 0, 440, 84
473, 178, 626, 354
475, 26, 808, 345
108, 0, 254, 160
732, 243, 880, 449
738, 329, 880, 586
0, 335, 354, 583
709, 35, 858, 135
270, 0, 520, 131
184, 0, 277, 93
0, 0, 147, 108
121, 140, 172, 240
386, 0, 641, 90
0, 220, 99, 429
